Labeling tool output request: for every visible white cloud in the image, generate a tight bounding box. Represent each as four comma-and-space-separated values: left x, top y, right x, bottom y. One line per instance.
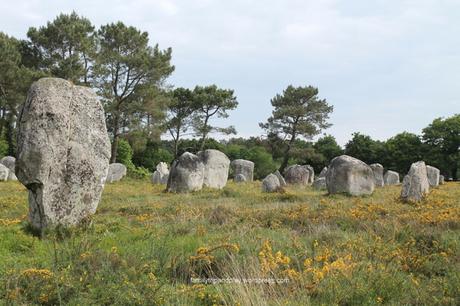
1, 0, 459, 145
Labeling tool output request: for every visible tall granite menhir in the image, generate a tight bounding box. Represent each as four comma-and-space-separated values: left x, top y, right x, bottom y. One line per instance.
16, 78, 111, 230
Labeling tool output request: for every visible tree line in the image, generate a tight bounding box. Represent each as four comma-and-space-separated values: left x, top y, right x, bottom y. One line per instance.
1, 12, 459, 180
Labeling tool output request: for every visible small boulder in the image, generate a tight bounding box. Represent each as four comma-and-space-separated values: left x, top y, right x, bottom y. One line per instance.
274, 170, 287, 187
231, 159, 254, 182
198, 149, 230, 189
167, 152, 204, 193
0, 156, 18, 181
284, 165, 310, 185
318, 167, 328, 178
426, 165, 440, 187
0, 164, 8, 181
234, 173, 247, 183
107, 163, 127, 183
262, 173, 281, 192
313, 177, 327, 190
370, 163, 384, 187
151, 162, 169, 185
401, 161, 430, 203
384, 170, 400, 185
439, 175, 445, 185
326, 155, 375, 196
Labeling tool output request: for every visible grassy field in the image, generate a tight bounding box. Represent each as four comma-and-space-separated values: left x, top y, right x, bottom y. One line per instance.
0, 179, 459, 305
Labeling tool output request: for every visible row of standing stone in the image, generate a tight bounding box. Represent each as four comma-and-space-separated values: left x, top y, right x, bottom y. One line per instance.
261, 155, 443, 203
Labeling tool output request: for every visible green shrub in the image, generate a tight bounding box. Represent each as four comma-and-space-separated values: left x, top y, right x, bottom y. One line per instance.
0, 138, 8, 158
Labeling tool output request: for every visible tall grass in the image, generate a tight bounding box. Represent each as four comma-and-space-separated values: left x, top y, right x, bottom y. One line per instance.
0, 179, 459, 305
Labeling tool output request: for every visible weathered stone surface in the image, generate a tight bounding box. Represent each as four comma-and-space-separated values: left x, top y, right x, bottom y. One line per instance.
262, 173, 281, 192
439, 175, 445, 185
107, 163, 127, 183
318, 167, 328, 178
167, 152, 204, 193
313, 177, 327, 190
231, 159, 254, 182
284, 165, 310, 185
0, 156, 18, 180
151, 162, 169, 185
370, 163, 384, 187
234, 174, 246, 183
384, 170, 400, 185
305, 165, 315, 184
274, 170, 287, 187
326, 155, 375, 196
401, 161, 430, 203
0, 164, 8, 181
426, 165, 440, 187
16, 78, 111, 230
198, 149, 230, 189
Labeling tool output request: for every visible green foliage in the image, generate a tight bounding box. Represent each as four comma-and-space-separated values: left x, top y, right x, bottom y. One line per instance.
223, 144, 277, 179
344, 132, 386, 165
94, 21, 174, 163
0, 138, 7, 157
260, 85, 333, 171
422, 114, 460, 179
26, 11, 95, 84
384, 132, 424, 174
116, 139, 134, 166
0, 32, 41, 156
164, 87, 196, 158
192, 85, 238, 150
132, 141, 174, 172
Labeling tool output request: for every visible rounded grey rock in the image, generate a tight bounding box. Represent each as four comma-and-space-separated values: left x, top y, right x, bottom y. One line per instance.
370, 163, 384, 187
198, 149, 230, 189
262, 173, 281, 192
401, 161, 430, 203
107, 163, 127, 183
284, 165, 310, 185
231, 159, 254, 182
326, 155, 375, 196
167, 152, 204, 193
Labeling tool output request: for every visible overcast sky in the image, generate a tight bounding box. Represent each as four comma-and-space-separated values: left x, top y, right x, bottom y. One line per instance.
1, 0, 459, 145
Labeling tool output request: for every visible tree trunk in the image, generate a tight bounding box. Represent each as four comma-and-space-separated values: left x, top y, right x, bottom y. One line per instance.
279, 135, 296, 173
452, 164, 458, 181
110, 114, 120, 163
6, 112, 15, 157
199, 116, 210, 151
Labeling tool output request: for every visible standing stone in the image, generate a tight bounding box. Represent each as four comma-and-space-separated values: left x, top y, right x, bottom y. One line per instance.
0, 164, 8, 181
318, 167, 328, 178
401, 161, 430, 203
384, 170, 400, 185
274, 170, 287, 187
313, 177, 327, 190
370, 163, 384, 187
262, 173, 281, 192
231, 159, 254, 182
234, 174, 247, 183
426, 165, 440, 187
284, 165, 310, 185
167, 152, 204, 193
439, 175, 445, 185
106, 163, 127, 183
326, 155, 375, 196
0, 156, 17, 180
16, 78, 111, 230
151, 162, 169, 185
198, 149, 230, 189
304, 165, 315, 185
